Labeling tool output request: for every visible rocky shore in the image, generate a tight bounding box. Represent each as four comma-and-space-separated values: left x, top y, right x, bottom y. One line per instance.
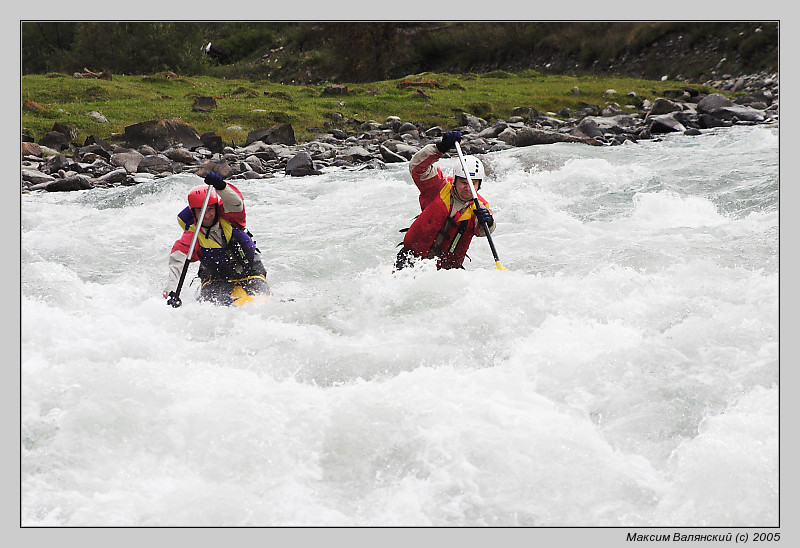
21, 73, 778, 193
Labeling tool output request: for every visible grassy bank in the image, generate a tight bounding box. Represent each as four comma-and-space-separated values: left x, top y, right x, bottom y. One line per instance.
21, 71, 722, 146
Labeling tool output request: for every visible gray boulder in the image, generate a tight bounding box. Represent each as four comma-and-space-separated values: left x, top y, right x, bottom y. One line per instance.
649, 98, 682, 116
514, 127, 600, 147
97, 167, 129, 184
45, 175, 93, 192
111, 150, 145, 173
649, 113, 687, 133
379, 144, 406, 163
285, 152, 321, 176
245, 123, 297, 146
711, 105, 766, 122
38, 131, 69, 151
124, 119, 203, 151
576, 118, 604, 139
137, 154, 175, 174
697, 93, 734, 114
21, 169, 56, 185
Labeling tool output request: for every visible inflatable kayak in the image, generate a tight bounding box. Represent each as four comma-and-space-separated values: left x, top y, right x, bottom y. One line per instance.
199, 274, 271, 306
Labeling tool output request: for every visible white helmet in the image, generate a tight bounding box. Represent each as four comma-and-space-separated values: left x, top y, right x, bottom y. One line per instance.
453, 155, 485, 181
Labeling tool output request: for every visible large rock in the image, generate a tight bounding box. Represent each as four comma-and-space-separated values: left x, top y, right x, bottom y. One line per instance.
710, 105, 766, 122
21, 169, 56, 185
697, 93, 734, 114
45, 175, 93, 192
97, 167, 129, 184
197, 159, 234, 178
514, 127, 600, 146
21, 142, 42, 157
648, 113, 687, 133
648, 98, 682, 116
38, 131, 69, 151
111, 150, 145, 173
123, 119, 203, 151
200, 131, 224, 153
379, 144, 406, 163
285, 152, 321, 176
245, 123, 296, 146
137, 154, 175, 174
576, 118, 604, 139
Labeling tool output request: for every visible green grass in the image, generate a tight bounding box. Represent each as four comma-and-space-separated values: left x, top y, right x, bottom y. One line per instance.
21, 71, 723, 146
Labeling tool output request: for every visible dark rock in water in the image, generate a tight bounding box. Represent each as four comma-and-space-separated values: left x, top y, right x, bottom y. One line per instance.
697, 114, 732, 129
198, 159, 234, 178
556, 107, 572, 118
80, 143, 112, 160
515, 127, 600, 147
576, 118, 604, 139
21, 169, 56, 185
697, 93, 734, 114
39, 131, 70, 151
246, 123, 297, 146
138, 154, 176, 174
353, 159, 387, 170
684, 128, 702, 136
380, 144, 406, 163
124, 119, 203, 151
43, 154, 72, 174
285, 152, 322, 176
164, 147, 194, 164
111, 150, 145, 173
649, 113, 687, 133
711, 105, 766, 122
648, 98, 682, 116
83, 135, 112, 150
45, 175, 93, 192
397, 122, 418, 134
201, 131, 225, 154
97, 168, 128, 184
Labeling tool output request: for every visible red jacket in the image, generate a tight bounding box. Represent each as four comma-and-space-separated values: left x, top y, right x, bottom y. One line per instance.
403, 144, 491, 269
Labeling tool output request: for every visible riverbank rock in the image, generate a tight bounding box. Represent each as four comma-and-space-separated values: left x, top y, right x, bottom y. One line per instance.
285, 152, 322, 176
124, 119, 203, 150
245, 123, 296, 146
20, 72, 777, 193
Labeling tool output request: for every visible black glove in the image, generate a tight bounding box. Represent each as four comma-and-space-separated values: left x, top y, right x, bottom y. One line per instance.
436, 131, 461, 153
205, 171, 226, 190
475, 207, 493, 227
166, 291, 182, 308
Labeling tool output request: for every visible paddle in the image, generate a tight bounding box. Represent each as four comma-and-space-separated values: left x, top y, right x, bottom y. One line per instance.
453, 141, 508, 271
167, 184, 214, 307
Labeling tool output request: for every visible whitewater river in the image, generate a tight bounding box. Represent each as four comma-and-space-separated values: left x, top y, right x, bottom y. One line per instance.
20, 125, 779, 529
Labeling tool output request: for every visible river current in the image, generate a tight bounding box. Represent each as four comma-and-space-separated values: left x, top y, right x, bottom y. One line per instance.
20, 125, 779, 529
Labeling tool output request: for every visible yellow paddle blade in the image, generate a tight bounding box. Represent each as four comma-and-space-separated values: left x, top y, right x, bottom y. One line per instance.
495, 261, 509, 271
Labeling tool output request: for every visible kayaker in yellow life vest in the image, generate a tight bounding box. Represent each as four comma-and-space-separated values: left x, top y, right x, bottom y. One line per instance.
396, 131, 495, 270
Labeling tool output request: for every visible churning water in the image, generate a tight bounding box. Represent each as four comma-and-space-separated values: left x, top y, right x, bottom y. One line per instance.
21, 125, 779, 527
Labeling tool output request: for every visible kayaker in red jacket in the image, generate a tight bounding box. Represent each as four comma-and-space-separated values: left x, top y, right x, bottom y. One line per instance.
395, 131, 495, 270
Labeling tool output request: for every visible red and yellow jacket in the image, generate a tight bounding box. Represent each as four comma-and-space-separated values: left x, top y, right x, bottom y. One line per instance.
402, 144, 493, 269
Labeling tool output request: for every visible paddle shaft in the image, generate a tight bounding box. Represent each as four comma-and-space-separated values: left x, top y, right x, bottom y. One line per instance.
173, 184, 214, 298
453, 141, 505, 269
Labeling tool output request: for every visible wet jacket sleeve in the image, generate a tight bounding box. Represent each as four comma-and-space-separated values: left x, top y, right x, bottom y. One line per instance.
409, 143, 446, 209
219, 183, 246, 229
164, 249, 187, 296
